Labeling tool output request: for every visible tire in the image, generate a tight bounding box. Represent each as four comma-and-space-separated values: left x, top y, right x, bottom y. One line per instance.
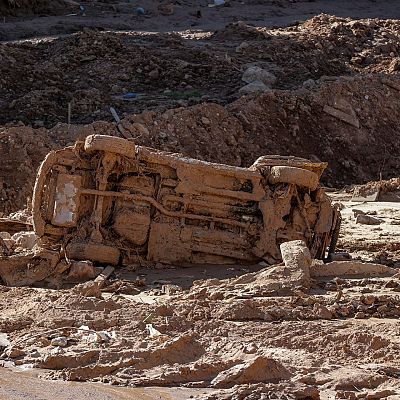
84, 135, 136, 159
268, 166, 319, 190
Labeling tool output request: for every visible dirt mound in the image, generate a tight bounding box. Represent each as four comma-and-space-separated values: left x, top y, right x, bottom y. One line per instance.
0, 0, 76, 16
2, 72, 400, 214
353, 177, 400, 202
2, 15, 400, 125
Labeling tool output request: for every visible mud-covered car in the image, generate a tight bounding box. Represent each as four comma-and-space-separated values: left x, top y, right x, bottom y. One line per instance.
32, 135, 340, 266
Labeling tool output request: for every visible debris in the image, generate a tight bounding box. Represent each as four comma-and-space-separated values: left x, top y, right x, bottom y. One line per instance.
209, 0, 225, 7
352, 186, 381, 202
146, 324, 162, 338
356, 214, 382, 225
310, 261, 397, 278
109, 107, 121, 124
72, 266, 114, 297
158, 3, 174, 15
323, 105, 360, 128
0, 333, 11, 349
24, 135, 338, 269
122, 92, 137, 100
242, 66, 277, 87
327, 252, 352, 261
161, 284, 182, 295
67, 261, 96, 281
239, 80, 271, 94
51, 337, 68, 347
0, 248, 60, 286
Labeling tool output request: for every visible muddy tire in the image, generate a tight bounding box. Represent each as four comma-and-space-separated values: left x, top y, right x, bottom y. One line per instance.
269, 166, 319, 190
84, 135, 136, 159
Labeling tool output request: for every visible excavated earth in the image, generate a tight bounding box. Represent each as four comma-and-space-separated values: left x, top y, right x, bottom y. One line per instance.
1, 15, 400, 214
1, 2, 400, 399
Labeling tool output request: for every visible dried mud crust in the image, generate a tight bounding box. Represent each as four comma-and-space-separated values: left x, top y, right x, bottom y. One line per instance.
1, 274, 400, 399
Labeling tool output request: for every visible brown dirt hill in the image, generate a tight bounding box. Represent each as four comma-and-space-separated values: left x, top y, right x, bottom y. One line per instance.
1, 74, 399, 215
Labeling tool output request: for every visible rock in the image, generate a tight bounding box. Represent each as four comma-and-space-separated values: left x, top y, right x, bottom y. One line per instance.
0, 333, 10, 348
211, 356, 291, 388
352, 208, 365, 217
148, 69, 160, 79
280, 240, 311, 282
361, 295, 375, 305
6, 346, 26, 358
201, 117, 211, 125
313, 303, 333, 319
11, 231, 38, 250
242, 66, 277, 86
354, 311, 365, 319
356, 214, 382, 225
235, 41, 249, 53
0, 232, 11, 240
239, 81, 271, 94
51, 336, 68, 347
67, 260, 96, 281
0, 248, 60, 286
73, 280, 102, 298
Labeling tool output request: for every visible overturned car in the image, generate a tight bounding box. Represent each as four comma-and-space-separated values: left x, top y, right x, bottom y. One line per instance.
28, 134, 340, 267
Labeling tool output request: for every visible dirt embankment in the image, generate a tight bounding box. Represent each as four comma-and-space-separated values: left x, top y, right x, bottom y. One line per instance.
1, 16, 400, 216
1, 15, 400, 126
1, 73, 400, 215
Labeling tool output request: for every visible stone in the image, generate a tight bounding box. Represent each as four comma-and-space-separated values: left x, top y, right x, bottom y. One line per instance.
67, 261, 96, 281
201, 117, 211, 125
280, 240, 311, 281
51, 336, 68, 347
352, 208, 365, 217
0, 333, 10, 348
356, 214, 382, 225
149, 69, 160, 79
313, 303, 333, 319
239, 81, 271, 94
11, 231, 38, 250
242, 66, 277, 86
6, 346, 26, 358
0, 232, 11, 240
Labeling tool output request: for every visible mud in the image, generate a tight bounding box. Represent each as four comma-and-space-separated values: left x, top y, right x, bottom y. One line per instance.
1, 1, 400, 399
1, 229, 400, 399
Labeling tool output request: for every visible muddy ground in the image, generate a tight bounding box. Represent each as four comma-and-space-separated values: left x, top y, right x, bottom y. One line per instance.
0, 197, 400, 400
1, 0, 400, 399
